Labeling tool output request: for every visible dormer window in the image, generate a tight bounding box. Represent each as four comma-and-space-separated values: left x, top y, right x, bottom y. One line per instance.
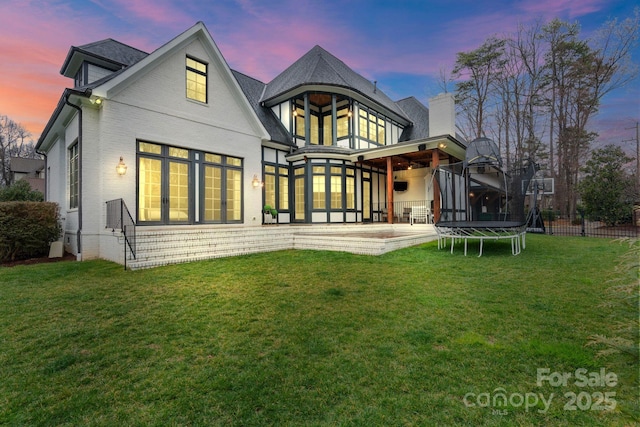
186, 56, 207, 103
74, 67, 84, 87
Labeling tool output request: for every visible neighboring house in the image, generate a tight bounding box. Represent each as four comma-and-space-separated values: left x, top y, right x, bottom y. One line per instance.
9, 157, 45, 194
36, 21, 466, 264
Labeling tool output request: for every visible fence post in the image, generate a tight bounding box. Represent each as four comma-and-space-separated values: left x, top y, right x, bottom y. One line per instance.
121, 199, 127, 270
548, 209, 553, 235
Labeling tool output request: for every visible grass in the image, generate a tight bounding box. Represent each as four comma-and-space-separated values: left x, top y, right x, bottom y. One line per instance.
0, 235, 637, 426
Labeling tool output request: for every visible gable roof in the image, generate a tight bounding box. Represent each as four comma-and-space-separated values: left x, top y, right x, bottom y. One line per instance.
89, 22, 271, 141
261, 45, 411, 124
61, 39, 149, 78
39, 22, 271, 152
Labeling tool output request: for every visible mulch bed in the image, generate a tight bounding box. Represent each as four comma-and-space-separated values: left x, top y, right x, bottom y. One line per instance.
1, 252, 76, 268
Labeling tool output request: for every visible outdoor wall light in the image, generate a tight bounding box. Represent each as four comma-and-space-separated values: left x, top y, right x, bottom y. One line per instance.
116, 156, 127, 176
252, 174, 263, 188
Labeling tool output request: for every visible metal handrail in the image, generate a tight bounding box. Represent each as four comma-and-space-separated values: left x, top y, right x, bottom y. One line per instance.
106, 199, 136, 268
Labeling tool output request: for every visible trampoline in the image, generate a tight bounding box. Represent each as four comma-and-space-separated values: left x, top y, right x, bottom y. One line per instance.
434, 137, 538, 256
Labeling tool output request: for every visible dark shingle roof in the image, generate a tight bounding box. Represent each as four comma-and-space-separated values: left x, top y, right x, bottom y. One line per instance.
77, 39, 148, 66
261, 45, 410, 123
60, 39, 148, 77
232, 70, 293, 146
396, 97, 430, 141
9, 157, 44, 174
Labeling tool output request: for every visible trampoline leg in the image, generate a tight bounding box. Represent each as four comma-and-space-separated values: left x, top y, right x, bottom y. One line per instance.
478, 239, 484, 257
522, 232, 526, 249
464, 238, 468, 256
451, 237, 455, 254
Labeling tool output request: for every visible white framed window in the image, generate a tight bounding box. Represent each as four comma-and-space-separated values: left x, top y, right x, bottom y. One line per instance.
68, 142, 79, 209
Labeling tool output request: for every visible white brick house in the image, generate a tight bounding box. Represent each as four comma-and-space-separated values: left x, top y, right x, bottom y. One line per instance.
37, 22, 465, 267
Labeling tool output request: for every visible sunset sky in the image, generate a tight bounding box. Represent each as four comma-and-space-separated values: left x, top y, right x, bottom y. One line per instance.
1, 0, 638, 153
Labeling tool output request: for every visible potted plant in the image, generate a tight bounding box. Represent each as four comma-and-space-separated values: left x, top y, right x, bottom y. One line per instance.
263, 205, 278, 223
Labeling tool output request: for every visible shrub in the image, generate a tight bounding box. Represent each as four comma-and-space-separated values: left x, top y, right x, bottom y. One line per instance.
0, 202, 61, 262
0, 180, 44, 202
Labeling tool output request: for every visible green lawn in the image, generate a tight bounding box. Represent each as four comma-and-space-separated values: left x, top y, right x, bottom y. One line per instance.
0, 235, 637, 426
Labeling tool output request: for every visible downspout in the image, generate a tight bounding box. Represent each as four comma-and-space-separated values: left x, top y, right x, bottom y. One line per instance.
65, 91, 85, 259
35, 149, 47, 200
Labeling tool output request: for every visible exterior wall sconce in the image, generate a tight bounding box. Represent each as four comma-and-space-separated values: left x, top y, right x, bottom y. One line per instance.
116, 156, 127, 176
252, 174, 263, 188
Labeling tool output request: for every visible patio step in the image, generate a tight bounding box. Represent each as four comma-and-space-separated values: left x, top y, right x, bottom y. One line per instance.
126, 224, 436, 270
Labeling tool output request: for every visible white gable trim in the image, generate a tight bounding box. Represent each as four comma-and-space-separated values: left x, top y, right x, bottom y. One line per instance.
91, 22, 270, 141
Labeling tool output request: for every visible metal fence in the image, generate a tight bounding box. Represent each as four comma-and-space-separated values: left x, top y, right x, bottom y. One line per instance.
372, 201, 638, 238
529, 209, 639, 239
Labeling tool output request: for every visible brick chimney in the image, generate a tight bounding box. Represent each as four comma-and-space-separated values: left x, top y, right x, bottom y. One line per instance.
428, 93, 456, 138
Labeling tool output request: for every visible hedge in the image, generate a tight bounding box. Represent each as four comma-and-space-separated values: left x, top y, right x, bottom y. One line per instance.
0, 202, 61, 262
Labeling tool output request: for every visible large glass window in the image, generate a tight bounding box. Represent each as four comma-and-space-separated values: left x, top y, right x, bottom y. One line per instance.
264, 165, 289, 211
138, 142, 191, 224
68, 142, 78, 209
359, 107, 386, 145
337, 106, 350, 139
169, 161, 189, 221
202, 154, 243, 223
186, 56, 207, 103
312, 166, 325, 209
330, 167, 342, 209
226, 168, 242, 221
203, 164, 222, 221
363, 171, 371, 220
346, 169, 355, 210
138, 157, 162, 221
264, 165, 276, 209
293, 103, 305, 139
278, 167, 289, 210
294, 168, 305, 221
293, 93, 352, 147
137, 142, 243, 224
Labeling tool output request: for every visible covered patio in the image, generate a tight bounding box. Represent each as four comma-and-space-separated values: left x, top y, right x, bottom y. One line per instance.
357, 135, 466, 225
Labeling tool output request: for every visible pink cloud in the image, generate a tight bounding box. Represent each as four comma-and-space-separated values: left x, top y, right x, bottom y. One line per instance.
517, 0, 607, 19
211, 3, 356, 83
89, 0, 193, 29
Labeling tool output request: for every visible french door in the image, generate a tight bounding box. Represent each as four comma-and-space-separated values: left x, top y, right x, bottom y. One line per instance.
138, 148, 191, 224
137, 142, 243, 225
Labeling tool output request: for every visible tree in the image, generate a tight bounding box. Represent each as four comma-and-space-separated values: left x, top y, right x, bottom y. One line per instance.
579, 145, 636, 226
494, 21, 548, 172
0, 115, 39, 187
450, 11, 639, 217
541, 12, 639, 218
452, 37, 507, 140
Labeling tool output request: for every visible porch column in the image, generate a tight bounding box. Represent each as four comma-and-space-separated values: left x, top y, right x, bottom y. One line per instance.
387, 156, 394, 224
432, 150, 440, 222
